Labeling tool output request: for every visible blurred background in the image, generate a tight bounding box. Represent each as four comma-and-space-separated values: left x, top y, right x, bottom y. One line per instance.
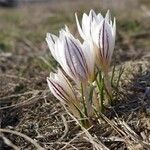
0, 0, 149, 56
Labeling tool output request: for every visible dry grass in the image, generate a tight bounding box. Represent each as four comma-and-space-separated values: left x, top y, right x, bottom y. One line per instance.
0, 0, 150, 149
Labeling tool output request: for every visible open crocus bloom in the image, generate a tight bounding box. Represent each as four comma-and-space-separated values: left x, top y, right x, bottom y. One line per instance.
75, 10, 116, 74
46, 27, 95, 83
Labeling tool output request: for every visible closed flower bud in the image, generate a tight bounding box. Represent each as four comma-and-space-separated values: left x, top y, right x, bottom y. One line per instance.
46, 27, 95, 83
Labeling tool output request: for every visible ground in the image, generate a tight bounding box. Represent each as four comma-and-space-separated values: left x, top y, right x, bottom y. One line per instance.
0, 0, 150, 149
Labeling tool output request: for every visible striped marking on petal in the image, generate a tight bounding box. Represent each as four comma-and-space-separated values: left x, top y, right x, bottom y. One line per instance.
101, 20, 109, 61
105, 29, 110, 61
70, 39, 88, 73
98, 24, 103, 59
97, 20, 110, 69
48, 78, 70, 103
65, 37, 87, 81
89, 11, 95, 36
102, 20, 105, 58
65, 37, 77, 78
50, 34, 55, 43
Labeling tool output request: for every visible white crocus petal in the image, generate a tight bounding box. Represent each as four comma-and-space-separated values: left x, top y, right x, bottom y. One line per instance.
75, 13, 86, 40
108, 18, 116, 62
83, 10, 98, 41
99, 20, 113, 60
57, 28, 89, 83
46, 33, 58, 60
55, 69, 76, 100
112, 17, 116, 39
81, 13, 92, 40
105, 10, 111, 24
47, 77, 67, 104
63, 34, 88, 82
89, 9, 102, 25
76, 12, 94, 41
47, 70, 77, 104
46, 33, 77, 76
89, 9, 97, 21
46, 33, 57, 46
54, 38, 64, 65
82, 41, 95, 81
97, 13, 104, 23
55, 36, 75, 80
91, 19, 104, 48
89, 9, 96, 17
57, 30, 78, 80
75, 10, 104, 42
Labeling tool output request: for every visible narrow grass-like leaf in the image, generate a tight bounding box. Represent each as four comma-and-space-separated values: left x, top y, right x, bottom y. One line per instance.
116, 65, 124, 88
100, 77, 105, 112
96, 70, 105, 113
111, 64, 116, 87
80, 82, 88, 117
86, 84, 95, 116
88, 85, 95, 104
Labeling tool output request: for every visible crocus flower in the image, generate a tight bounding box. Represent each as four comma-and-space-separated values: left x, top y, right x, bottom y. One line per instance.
46, 27, 95, 83
75, 10, 116, 74
47, 69, 81, 117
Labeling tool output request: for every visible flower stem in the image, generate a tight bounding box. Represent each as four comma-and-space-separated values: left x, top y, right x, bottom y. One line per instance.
80, 82, 88, 117
104, 73, 113, 105
96, 78, 104, 113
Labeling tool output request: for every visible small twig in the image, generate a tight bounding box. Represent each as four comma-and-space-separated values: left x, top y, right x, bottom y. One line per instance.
57, 115, 68, 142
0, 129, 45, 150
119, 120, 150, 149
0, 134, 20, 150
60, 127, 92, 150
100, 136, 125, 142
0, 74, 30, 82
0, 52, 12, 57
46, 141, 78, 150
98, 114, 135, 149
22, 38, 38, 51
0, 90, 41, 101
0, 90, 49, 110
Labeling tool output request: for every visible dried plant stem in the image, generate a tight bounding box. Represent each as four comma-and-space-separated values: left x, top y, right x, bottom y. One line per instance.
0, 129, 45, 150
62, 104, 109, 150
81, 82, 87, 117
80, 83, 91, 127
96, 78, 104, 112
0, 134, 19, 150
57, 115, 68, 141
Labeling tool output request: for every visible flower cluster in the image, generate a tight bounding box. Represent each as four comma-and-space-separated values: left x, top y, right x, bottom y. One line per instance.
46, 10, 116, 126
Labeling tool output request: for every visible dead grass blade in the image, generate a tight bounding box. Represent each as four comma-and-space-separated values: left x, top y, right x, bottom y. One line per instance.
0, 128, 45, 150
117, 120, 150, 150
60, 126, 92, 150
98, 113, 150, 150
62, 104, 109, 150
0, 134, 20, 150
57, 115, 69, 142
0, 90, 49, 110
